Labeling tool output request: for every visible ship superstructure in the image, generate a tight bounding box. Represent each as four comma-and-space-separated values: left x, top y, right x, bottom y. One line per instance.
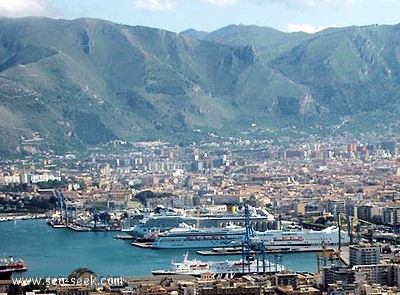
151, 252, 284, 278
122, 205, 276, 238
0, 257, 27, 279
258, 226, 349, 251
151, 223, 246, 249
148, 225, 349, 249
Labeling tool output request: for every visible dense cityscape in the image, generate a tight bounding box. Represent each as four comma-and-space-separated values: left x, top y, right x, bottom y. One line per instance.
2, 137, 400, 294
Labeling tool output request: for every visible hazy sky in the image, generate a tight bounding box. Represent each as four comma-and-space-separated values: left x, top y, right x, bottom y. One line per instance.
0, 0, 399, 34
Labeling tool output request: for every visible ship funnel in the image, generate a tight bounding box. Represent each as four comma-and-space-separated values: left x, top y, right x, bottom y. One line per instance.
227, 204, 236, 214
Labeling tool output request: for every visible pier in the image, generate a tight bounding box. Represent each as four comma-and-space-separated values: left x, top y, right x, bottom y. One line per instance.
339, 245, 350, 266
197, 246, 336, 256
0, 213, 46, 222
113, 234, 134, 240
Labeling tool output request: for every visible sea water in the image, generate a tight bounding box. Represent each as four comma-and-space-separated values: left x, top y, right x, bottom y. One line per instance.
1, 219, 318, 278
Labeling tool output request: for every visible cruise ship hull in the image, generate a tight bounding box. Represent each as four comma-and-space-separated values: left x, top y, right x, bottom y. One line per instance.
122, 210, 276, 238
149, 226, 349, 249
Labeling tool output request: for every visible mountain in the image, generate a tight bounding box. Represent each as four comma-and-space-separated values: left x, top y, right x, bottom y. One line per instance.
270, 25, 400, 114
186, 24, 400, 128
181, 24, 311, 63
0, 17, 399, 156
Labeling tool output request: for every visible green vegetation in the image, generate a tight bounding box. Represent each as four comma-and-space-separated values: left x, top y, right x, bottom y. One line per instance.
0, 194, 57, 213
0, 18, 400, 156
35, 179, 67, 190
134, 190, 178, 205
0, 183, 29, 193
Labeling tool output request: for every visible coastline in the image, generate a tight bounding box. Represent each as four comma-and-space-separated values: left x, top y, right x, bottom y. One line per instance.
1, 219, 319, 277
0, 213, 47, 222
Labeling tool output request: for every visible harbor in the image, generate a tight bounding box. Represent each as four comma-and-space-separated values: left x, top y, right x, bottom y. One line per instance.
0, 200, 353, 280
0, 219, 320, 278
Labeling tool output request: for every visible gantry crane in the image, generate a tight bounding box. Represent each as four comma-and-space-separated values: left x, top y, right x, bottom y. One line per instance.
242, 200, 264, 274
351, 217, 375, 244
338, 212, 375, 245
316, 242, 342, 272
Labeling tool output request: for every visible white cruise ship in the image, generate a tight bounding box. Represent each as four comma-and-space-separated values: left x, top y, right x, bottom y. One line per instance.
152, 252, 284, 278
122, 206, 276, 238
151, 223, 246, 249
149, 225, 349, 250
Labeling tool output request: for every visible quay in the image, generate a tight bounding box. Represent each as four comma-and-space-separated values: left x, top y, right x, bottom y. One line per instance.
197, 246, 337, 256
67, 223, 91, 232
339, 245, 350, 266
0, 213, 46, 222
113, 234, 134, 240
125, 274, 200, 284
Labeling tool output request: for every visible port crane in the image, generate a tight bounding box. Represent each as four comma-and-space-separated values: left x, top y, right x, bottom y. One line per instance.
316, 213, 377, 271
54, 190, 68, 225
338, 213, 375, 245
91, 208, 99, 228
90, 208, 109, 229
316, 242, 342, 272
241, 201, 282, 274
90, 198, 110, 229
350, 217, 375, 244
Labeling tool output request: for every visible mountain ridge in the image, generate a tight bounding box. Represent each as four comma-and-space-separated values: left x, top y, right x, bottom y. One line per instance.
0, 17, 399, 156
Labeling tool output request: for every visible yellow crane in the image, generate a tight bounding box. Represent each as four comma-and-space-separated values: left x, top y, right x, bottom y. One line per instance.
316, 242, 341, 272
338, 213, 375, 245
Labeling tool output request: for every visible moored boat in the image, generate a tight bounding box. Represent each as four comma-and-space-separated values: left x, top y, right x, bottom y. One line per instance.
122, 205, 275, 238
147, 224, 349, 250
0, 257, 27, 279
150, 223, 245, 249
152, 252, 284, 278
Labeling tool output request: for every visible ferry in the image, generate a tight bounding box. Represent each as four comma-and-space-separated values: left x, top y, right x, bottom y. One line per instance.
258, 226, 349, 251
0, 257, 27, 279
148, 225, 349, 250
152, 252, 284, 278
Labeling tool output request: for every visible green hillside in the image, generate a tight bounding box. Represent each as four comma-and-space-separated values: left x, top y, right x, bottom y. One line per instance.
0, 18, 399, 156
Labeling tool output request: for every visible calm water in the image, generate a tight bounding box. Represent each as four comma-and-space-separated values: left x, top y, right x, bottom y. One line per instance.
0, 219, 318, 278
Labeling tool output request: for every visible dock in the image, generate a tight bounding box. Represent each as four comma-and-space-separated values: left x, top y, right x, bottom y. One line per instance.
196, 247, 242, 255
113, 234, 134, 240
0, 213, 46, 222
131, 242, 154, 248
339, 246, 350, 266
197, 246, 336, 256
67, 224, 91, 232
